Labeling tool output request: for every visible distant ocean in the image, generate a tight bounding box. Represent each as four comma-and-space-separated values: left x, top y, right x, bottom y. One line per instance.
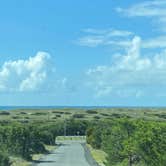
0, 106, 113, 111
0, 106, 163, 111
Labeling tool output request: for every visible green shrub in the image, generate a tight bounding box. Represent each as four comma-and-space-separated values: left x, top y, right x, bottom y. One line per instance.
19, 112, 27, 115
0, 111, 10, 115
86, 119, 166, 166
93, 116, 100, 120
100, 113, 109, 117
56, 115, 61, 118
0, 151, 10, 166
0, 119, 90, 164
86, 110, 98, 114
72, 114, 85, 119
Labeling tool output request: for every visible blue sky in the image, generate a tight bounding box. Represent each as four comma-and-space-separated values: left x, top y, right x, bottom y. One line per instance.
1, 0, 166, 106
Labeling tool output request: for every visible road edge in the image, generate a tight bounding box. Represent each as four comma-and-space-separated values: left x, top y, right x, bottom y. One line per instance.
81, 143, 100, 166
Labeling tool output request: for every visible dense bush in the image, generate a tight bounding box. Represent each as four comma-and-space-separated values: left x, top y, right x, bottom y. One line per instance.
93, 116, 100, 120
31, 112, 47, 115
56, 115, 61, 117
86, 110, 98, 114
65, 119, 89, 136
87, 119, 166, 166
155, 113, 166, 119
0, 151, 10, 166
64, 112, 71, 115
0, 111, 10, 115
19, 112, 27, 115
0, 118, 89, 164
52, 111, 65, 114
12, 116, 19, 119
72, 114, 85, 119
100, 113, 109, 117
0, 121, 63, 161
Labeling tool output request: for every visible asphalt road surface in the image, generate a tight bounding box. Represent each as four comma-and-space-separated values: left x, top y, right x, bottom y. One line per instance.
36, 141, 92, 166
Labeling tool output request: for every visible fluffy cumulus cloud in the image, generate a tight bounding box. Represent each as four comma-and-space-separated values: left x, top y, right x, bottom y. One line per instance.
86, 36, 166, 97
76, 1, 166, 99
0, 52, 65, 92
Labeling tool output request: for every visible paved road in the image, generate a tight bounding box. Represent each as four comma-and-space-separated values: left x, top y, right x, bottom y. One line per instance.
36, 141, 91, 166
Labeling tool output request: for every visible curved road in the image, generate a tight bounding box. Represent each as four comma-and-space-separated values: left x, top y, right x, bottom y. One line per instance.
36, 141, 92, 166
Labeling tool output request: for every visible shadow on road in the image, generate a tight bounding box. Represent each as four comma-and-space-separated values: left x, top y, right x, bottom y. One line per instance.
33, 160, 56, 164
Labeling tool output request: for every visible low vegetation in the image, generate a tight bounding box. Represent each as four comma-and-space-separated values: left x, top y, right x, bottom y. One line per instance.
86, 110, 98, 114
0, 111, 10, 115
72, 114, 85, 119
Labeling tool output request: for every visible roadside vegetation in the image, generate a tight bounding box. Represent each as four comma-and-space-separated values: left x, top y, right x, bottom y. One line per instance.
0, 108, 165, 165
0, 118, 89, 165
87, 144, 107, 166
86, 119, 166, 166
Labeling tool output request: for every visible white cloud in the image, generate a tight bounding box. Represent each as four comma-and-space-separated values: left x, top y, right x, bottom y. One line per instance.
77, 35, 105, 47
116, 1, 166, 17
0, 52, 58, 92
77, 28, 133, 47
82, 28, 109, 34
83, 28, 133, 37
142, 36, 166, 48
86, 36, 166, 97
106, 40, 131, 48
116, 0, 166, 31
78, 28, 166, 50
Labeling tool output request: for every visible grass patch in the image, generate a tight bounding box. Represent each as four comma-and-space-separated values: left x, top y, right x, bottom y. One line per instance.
87, 144, 107, 166
10, 157, 31, 166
